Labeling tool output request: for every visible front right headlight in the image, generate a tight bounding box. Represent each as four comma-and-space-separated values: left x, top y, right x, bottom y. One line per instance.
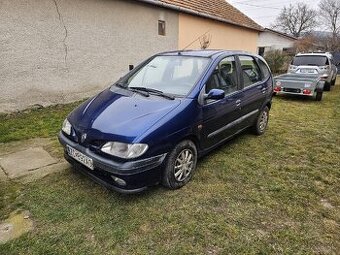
62, 118, 72, 136
101, 142, 148, 159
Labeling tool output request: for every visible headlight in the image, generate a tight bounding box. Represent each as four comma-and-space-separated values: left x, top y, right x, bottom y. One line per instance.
101, 142, 148, 159
62, 119, 72, 135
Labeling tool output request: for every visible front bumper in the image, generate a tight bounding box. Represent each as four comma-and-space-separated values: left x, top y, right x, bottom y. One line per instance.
58, 132, 167, 193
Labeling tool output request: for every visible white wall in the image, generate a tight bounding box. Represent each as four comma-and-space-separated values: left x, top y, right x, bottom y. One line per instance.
258, 31, 296, 51
0, 0, 179, 112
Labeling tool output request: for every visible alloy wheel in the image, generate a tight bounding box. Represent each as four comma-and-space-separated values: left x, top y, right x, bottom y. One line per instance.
174, 149, 194, 182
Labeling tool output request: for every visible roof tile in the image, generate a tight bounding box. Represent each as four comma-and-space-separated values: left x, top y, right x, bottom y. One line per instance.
159, 0, 263, 31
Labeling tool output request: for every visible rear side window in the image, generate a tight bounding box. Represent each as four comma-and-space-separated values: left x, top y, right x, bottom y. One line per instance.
292, 56, 329, 66
257, 59, 271, 80
239, 55, 262, 87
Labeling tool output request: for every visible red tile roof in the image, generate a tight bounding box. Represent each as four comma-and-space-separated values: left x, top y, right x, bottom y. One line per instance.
138, 0, 263, 31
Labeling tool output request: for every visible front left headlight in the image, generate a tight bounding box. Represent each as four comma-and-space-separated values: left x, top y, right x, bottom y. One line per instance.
101, 142, 148, 159
62, 118, 72, 136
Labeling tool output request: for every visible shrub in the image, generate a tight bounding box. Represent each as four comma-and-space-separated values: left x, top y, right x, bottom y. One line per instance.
264, 50, 290, 75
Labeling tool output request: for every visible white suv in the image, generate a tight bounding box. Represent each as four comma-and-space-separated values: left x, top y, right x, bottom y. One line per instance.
288, 52, 337, 91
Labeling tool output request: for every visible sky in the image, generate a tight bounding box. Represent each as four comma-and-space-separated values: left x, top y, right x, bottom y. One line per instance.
228, 0, 322, 28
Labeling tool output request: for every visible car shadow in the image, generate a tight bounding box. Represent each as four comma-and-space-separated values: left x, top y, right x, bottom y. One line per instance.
273, 94, 318, 103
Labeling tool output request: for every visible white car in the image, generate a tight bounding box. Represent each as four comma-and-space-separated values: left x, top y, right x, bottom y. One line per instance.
288, 52, 337, 91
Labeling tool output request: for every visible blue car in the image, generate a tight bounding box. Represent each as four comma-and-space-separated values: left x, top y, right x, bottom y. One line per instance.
58, 50, 273, 193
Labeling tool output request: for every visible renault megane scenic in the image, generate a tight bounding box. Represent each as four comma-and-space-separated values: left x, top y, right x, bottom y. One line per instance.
58, 50, 273, 193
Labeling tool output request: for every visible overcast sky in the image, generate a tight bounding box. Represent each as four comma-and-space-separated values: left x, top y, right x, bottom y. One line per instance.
228, 0, 322, 28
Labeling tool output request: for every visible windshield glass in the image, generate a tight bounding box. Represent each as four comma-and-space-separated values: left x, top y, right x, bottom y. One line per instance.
292, 56, 328, 66
122, 55, 210, 96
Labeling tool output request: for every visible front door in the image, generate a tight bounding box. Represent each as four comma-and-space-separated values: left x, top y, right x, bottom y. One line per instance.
201, 56, 242, 149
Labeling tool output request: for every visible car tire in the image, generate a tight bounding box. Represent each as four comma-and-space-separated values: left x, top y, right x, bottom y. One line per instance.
331, 77, 336, 86
324, 81, 331, 91
162, 140, 197, 190
253, 106, 269, 136
315, 91, 323, 101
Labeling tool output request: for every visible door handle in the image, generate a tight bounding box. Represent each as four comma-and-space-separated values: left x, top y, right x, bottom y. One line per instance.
236, 99, 241, 107
261, 88, 267, 94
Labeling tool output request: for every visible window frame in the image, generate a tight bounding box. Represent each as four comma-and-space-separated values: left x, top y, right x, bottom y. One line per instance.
205, 55, 241, 95
237, 55, 263, 89
256, 58, 271, 81
158, 20, 166, 36
200, 54, 243, 105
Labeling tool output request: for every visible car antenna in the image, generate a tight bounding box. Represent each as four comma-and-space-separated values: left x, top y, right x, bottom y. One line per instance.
179, 30, 211, 54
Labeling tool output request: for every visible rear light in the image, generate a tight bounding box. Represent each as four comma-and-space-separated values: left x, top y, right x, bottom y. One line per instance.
320, 66, 330, 71
303, 89, 312, 95
274, 86, 282, 92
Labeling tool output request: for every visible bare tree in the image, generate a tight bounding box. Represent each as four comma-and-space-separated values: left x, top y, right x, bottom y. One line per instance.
319, 0, 340, 51
273, 2, 317, 37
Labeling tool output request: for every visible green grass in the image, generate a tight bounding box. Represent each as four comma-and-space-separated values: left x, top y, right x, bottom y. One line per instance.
1, 80, 339, 254
0, 101, 84, 143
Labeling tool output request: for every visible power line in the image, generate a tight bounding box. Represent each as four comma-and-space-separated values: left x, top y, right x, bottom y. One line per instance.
234, 2, 282, 10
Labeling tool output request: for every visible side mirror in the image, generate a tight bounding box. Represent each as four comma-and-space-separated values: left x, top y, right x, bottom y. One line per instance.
205, 89, 225, 100
129, 65, 134, 71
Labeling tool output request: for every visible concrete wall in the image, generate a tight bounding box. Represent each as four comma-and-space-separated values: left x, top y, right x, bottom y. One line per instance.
178, 13, 259, 53
0, 0, 178, 112
258, 31, 296, 51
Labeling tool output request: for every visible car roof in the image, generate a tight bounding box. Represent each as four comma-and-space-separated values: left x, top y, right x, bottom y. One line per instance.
296, 52, 332, 58
159, 49, 253, 58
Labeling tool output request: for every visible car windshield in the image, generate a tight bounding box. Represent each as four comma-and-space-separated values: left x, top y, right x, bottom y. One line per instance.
121, 55, 210, 96
292, 56, 329, 66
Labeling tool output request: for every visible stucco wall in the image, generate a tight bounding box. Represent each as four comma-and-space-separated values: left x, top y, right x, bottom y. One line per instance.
258, 31, 296, 50
178, 13, 259, 53
0, 0, 178, 112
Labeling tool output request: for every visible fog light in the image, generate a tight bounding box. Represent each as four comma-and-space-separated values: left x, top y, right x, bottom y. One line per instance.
111, 176, 127, 186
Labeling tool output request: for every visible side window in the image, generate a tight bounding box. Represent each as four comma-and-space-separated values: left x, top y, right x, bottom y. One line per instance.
257, 59, 271, 80
206, 56, 238, 95
239, 55, 262, 87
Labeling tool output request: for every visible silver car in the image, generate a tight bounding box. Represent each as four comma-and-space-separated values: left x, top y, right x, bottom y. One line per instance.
288, 52, 337, 91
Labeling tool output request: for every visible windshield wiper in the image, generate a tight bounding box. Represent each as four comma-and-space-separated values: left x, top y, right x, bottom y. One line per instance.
130, 87, 175, 100
116, 82, 127, 88
116, 83, 149, 97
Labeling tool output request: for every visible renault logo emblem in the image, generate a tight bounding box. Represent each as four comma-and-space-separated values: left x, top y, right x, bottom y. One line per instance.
81, 133, 87, 143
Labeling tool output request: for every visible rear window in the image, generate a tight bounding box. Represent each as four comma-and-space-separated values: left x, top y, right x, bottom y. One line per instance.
292, 56, 329, 66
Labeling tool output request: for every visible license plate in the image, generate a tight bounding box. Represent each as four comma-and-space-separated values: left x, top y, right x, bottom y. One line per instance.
300, 69, 316, 74
66, 145, 94, 170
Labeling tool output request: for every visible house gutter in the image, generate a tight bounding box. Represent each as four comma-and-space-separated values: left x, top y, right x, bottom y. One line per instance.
136, 0, 264, 32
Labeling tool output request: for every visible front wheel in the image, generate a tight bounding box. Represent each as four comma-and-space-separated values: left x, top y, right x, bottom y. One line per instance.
253, 106, 269, 135
162, 140, 197, 190
315, 91, 323, 101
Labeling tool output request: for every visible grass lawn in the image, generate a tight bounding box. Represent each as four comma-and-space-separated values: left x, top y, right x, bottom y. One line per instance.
0, 80, 339, 254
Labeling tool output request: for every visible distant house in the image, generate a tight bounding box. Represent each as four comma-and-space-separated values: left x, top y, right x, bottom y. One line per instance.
257, 28, 297, 56
0, 0, 262, 112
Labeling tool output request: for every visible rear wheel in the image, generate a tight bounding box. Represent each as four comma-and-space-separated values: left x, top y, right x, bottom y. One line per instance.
324, 81, 331, 91
162, 140, 197, 190
253, 106, 269, 136
331, 77, 336, 86
315, 91, 323, 101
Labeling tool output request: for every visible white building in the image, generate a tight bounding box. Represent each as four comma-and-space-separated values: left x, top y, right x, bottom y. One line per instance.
258, 28, 297, 56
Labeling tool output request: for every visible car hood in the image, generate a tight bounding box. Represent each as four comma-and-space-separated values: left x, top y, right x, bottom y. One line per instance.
69, 88, 181, 142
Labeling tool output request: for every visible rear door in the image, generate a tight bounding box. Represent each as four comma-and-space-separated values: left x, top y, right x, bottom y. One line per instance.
200, 56, 243, 149
237, 55, 268, 127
